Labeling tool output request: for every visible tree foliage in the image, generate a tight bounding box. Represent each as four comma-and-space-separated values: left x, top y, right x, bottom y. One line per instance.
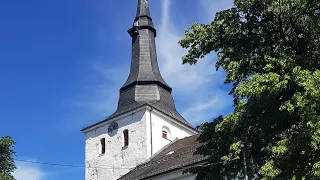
179, 0, 320, 179
0, 136, 16, 180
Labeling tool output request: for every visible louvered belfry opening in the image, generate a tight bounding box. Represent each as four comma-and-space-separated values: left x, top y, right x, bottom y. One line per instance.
105, 0, 193, 128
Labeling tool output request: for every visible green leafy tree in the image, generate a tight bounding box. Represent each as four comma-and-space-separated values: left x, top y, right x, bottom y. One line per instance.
179, 0, 320, 179
0, 136, 16, 180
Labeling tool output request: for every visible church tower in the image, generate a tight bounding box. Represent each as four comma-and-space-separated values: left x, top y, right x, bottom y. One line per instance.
81, 1, 197, 179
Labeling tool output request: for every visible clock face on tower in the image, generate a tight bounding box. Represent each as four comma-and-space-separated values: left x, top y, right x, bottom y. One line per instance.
108, 121, 119, 136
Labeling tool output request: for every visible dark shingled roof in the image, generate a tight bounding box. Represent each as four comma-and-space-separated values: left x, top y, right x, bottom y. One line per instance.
118, 135, 207, 180
81, 0, 194, 132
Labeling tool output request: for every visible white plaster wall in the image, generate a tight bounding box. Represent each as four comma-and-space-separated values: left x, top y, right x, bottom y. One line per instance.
146, 109, 197, 155
150, 170, 196, 180
85, 109, 149, 180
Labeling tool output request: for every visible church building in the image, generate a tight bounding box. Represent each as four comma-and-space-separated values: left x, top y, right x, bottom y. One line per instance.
81, 0, 207, 179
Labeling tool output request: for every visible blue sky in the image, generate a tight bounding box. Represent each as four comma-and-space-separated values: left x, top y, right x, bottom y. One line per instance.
0, 0, 233, 179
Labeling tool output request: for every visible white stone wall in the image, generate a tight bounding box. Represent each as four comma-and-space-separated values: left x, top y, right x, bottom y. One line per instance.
84, 109, 149, 180
146, 108, 197, 155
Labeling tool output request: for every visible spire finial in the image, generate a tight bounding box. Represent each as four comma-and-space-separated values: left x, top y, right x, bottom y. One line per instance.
136, 0, 151, 19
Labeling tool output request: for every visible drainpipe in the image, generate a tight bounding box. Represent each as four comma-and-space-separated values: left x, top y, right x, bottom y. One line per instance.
150, 107, 153, 157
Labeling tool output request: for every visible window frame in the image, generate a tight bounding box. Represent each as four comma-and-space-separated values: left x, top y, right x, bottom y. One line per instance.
162, 130, 168, 139
162, 126, 171, 140
123, 129, 129, 147
100, 138, 106, 155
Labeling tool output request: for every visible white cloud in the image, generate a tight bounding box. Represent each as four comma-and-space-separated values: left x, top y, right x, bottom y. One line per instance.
158, 0, 216, 93
156, 0, 233, 124
14, 161, 45, 180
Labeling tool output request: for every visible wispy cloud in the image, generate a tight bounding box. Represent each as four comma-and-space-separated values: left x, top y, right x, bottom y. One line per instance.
14, 160, 45, 180
157, 0, 233, 125
158, 0, 219, 92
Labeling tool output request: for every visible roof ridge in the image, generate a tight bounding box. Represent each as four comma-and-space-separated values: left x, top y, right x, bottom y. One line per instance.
137, 157, 208, 180
135, 148, 197, 170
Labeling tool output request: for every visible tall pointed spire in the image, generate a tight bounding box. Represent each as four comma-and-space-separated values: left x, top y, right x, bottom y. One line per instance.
108, 0, 192, 128
136, 0, 151, 19
123, 0, 169, 92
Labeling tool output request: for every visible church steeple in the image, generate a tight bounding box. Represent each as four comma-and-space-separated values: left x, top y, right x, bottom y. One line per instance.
109, 0, 192, 128
123, 0, 168, 90
135, 0, 151, 20
81, 2, 197, 179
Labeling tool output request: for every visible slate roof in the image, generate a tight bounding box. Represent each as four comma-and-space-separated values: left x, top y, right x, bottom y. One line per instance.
118, 135, 207, 180
81, 0, 194, 132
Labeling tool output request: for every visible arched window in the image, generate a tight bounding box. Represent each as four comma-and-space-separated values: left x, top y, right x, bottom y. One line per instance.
123, 129, 129, 147
100, 138, 106, 154
162, 126, 171, 140
162, 130, 168, 139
